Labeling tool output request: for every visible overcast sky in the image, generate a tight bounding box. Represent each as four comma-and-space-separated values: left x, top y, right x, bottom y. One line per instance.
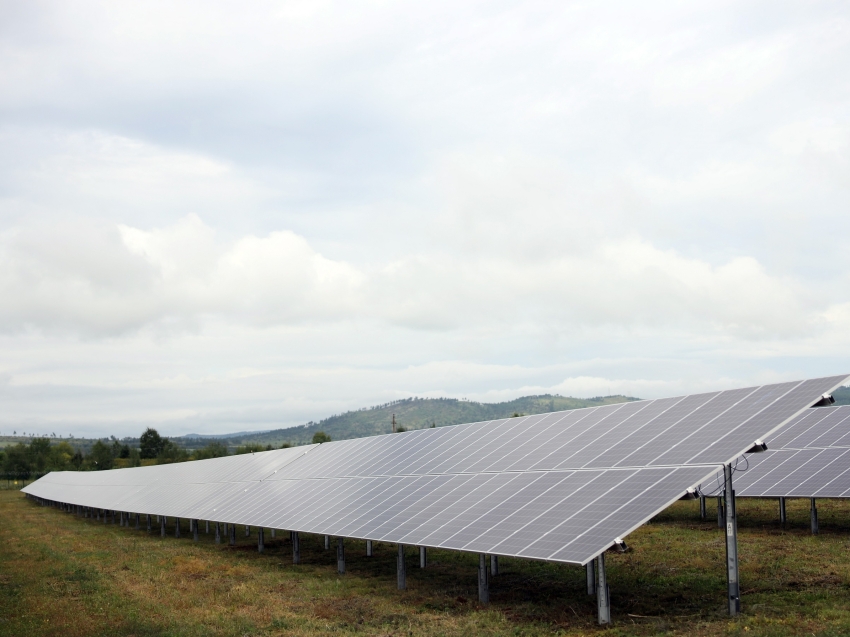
1, 1, 848, 438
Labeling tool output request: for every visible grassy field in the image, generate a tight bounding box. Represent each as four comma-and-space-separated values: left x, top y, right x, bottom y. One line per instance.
2, 491, 850, 636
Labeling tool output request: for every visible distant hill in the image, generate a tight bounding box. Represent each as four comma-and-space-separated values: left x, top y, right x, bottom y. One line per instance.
206, 394, 639, 448
180, 430, 267, 440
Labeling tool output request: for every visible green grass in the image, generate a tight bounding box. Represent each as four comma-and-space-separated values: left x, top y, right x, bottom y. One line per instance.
3, 492, 850, 636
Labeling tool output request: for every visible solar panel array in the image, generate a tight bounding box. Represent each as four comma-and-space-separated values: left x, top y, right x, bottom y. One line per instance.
23, 375, 849, 565
731, 404, 850, 498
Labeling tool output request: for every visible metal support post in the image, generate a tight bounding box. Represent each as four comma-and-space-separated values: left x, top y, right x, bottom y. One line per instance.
161, 516, 166, 537
724, 463, 740, 616
206, 520, 209, 534
135, 513, 140, 530
597, 553, 610, 624
779, 497, 786, 526
366, 540, 373, 557
147, 514, 152, 532
337, 537, 345, 574
270, 528, 275, 539
175, 518, 181, 538
215, 522, 221, 544
717, 496, 724, 528
419, 546, 426, 568
811, 498, 819, 535
700, 495, 706, 520
258, 528, 264, 553
586, 559, 596, 595
478, 554, 489, 603
97, 509, 101, 521
397, 544, 406, 590
324, 535, 330, 550
491, 554, 499, 576
245, 525, 250, 537
194, 519, 199, 541
292, 531, 301, 564
230, 523, 236, 546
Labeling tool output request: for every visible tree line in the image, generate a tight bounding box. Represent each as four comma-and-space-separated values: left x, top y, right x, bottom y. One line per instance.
0, 427, 332, 483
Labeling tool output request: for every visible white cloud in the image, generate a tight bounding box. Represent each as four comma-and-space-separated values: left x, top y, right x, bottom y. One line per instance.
1, 1, 849, 436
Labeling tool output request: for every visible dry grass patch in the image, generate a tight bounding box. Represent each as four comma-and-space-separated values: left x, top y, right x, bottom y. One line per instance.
4, 491, 850, 636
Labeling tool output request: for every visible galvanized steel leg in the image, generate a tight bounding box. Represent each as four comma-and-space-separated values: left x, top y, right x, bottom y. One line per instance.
337, 537, 345, 574
194, 519, 199, 541
397, 544, 406, 590
366, 540, 373, 557
205, 520, 209, 534
146, 514, 152, 532
700, 495, 706, 520
779, 497, 786, 526
419, 546, 426, 568
135, 513, 140, 530
215, 522, 221, 544
491, 554, 499, 576
811, 498, 819, 535
245, 525, 250, 537
724, 463, 740, 616
230, 523, 236, 546
324, 535, 329, 550
175, 518, 181, 538
270, 528, 275, 539
717, 496, 724, 528
161, 516, 166, 537
597, 553, 610, 624
586, 559, 596, 595
292, 531, 300, 564
478, 554, 489, 603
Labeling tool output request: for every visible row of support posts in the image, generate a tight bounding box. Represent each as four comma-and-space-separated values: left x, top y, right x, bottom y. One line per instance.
46, 496, 772, 627
35, 499, 519, 618
777, 496, 818, 534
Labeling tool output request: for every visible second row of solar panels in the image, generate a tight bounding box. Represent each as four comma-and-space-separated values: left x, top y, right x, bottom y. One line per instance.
733, 405, 850, 498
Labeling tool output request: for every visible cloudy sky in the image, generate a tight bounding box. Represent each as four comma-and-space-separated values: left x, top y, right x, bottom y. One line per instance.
1, 1, 848, 438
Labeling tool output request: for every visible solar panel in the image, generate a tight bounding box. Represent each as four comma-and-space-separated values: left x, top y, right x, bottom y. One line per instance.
22, 375, 849, 568
729, 404, 850, 498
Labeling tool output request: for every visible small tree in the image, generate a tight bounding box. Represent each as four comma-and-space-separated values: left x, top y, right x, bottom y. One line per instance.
156, 439, 190, 464
89, 440, 115, 470
194, 441, 229, 460
139, 428, 165, 459
71, 449, 84, 470
312, 431, 331, 444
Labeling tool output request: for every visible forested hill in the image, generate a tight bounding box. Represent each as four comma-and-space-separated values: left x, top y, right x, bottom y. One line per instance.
201, 394, 639, 448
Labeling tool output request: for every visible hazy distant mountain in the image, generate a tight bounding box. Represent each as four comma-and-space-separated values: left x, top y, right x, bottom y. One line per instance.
179, 431, 268, 440
197, 393, 639, 448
